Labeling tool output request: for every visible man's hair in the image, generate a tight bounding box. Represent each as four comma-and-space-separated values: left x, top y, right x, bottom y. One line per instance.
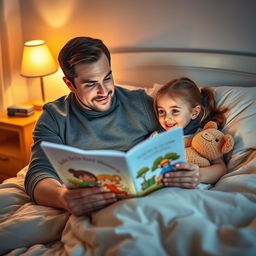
58, 36, 111, 84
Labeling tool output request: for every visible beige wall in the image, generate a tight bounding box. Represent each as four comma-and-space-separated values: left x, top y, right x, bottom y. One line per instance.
1, 0, 28, 108
1, 0, 256, 108
20, 0, 256, 53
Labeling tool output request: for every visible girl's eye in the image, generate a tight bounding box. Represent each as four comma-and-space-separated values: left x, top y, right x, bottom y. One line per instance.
172, 109, 179, 114
158, 110, 165, 116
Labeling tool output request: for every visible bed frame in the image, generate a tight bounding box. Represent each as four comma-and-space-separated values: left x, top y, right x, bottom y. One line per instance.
111, 50, 256, 87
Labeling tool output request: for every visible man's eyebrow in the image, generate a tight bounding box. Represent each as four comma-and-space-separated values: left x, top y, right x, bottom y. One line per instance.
80, 70, 112, 84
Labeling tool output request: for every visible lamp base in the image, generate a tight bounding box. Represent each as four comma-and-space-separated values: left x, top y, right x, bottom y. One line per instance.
33, 100, 45, 110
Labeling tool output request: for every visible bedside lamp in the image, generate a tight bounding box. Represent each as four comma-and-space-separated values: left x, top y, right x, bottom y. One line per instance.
20, 40, 58, 110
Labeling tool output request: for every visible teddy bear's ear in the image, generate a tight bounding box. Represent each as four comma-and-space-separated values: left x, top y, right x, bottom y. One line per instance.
203, 121, 218, 130
221, 134, 234, 154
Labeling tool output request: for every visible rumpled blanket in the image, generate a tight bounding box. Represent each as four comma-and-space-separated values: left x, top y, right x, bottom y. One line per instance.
0, 155, 256, 255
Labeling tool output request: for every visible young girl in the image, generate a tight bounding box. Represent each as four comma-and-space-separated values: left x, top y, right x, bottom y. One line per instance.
154, 77, 228, 189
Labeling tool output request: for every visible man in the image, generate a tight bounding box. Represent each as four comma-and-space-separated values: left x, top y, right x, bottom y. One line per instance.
24, 36, 160, 216
25, 37, 201, 216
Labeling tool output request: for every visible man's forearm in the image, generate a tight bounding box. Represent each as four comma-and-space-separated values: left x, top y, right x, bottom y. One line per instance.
33, 178, 66, 209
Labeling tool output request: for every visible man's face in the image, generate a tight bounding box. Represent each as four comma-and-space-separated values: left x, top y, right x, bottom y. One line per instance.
64, 53, 115, 112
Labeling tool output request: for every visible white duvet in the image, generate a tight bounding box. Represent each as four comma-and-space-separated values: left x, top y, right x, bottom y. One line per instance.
0, 86, 255, 256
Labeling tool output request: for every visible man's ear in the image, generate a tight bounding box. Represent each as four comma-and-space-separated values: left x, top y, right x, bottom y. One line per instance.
191, 105, 201, 120
63, 77, 76, 92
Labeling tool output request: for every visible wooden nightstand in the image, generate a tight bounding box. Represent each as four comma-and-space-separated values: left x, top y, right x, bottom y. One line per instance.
0, 109, 42, 183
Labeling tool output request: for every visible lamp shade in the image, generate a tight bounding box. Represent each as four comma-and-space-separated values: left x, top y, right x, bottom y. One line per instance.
20, 40, 58, 77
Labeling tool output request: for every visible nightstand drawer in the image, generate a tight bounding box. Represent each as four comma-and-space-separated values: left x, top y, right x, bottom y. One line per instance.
0, 154, 24, 178
0, 108, 41, 183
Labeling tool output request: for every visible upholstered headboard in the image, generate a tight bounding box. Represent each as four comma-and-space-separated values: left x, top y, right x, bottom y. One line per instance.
111, 50, 256, 87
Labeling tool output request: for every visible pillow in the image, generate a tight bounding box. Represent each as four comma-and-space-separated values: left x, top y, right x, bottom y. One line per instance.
148, 83, 163, 97
115, 83, 145, 91
211, 86, 256, 171
116, 83, 155, 96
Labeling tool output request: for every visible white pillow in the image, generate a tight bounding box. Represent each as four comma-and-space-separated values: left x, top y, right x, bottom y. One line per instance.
116, 83, 155, 96
115, 83, 145, 91
147, 83, 163, 97
211, 86, 256, 171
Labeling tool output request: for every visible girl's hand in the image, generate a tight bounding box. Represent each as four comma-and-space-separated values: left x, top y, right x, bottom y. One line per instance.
162, 162, 200, 189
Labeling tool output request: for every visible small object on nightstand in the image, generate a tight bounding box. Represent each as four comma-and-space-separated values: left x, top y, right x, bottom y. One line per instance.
7, 105, 34, 117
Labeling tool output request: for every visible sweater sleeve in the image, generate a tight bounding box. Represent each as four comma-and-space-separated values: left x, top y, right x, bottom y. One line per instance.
24, 105, 65, 201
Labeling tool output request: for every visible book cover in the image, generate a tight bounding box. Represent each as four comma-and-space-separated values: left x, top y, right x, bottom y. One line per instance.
41, 127, 185, 197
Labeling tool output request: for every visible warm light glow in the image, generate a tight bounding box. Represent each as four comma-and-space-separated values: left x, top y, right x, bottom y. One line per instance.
34, 0, 76, 28
24, 40, 45, 46
20, 40, 58, 77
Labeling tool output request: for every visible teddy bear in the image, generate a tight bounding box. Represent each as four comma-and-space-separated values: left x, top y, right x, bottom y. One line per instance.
184, 121, 234, 167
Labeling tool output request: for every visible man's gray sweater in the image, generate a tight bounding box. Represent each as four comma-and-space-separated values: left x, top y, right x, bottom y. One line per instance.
25, 86, 160, 200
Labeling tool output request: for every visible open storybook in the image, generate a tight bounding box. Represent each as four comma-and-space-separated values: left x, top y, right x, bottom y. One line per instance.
41, 128, 185, 197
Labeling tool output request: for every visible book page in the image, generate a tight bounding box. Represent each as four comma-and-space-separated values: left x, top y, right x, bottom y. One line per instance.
41, 142, 137, 196
126, 128, 185, 196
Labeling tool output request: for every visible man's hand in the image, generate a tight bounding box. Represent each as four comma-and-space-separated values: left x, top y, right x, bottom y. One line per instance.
59, 186, 117, 216
33, 178, 117, 216
162, 162, 200, 189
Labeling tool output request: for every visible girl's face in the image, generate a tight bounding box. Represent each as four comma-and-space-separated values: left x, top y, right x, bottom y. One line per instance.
156, 94, 200, 131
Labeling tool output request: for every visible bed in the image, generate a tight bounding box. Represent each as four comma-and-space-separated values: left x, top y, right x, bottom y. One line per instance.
0, 50, 256, 256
